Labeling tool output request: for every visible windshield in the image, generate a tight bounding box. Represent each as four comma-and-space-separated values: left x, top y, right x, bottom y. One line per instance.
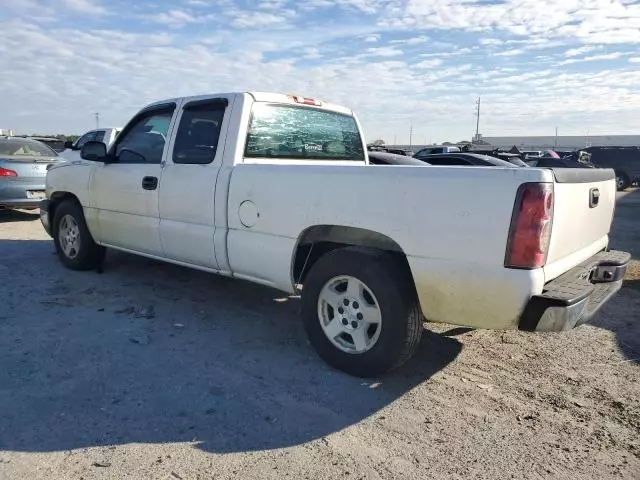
245, 103, 365, 161
0, 138, 58, 157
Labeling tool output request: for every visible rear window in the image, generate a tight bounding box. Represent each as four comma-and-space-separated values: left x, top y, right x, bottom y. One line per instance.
245, 103, 365, 161
0, 138, 57, 157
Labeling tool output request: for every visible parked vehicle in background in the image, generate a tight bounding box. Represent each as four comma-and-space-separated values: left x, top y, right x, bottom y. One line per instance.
0, 137, 61, 209
414, 152, 526, 167
368, 151, 427, 166
522, 150, 543, 159
583, 146, 640, 191
59, 127, 121, 161
527, 156, 596, 169
40, 92, 629, 377
461, 146, 528, 165
414, 145, 461, 155
367, 145, 413, 156
21, 136, 67, 153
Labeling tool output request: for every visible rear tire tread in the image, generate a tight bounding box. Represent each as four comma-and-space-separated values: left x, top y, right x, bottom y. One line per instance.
302, 246, 424, 377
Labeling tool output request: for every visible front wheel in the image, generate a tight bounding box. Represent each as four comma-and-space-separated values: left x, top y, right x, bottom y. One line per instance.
302, 247, 423, 377
53, 200, 106, 271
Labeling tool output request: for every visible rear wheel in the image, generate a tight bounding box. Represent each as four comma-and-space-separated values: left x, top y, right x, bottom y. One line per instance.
302, 247, 423, 377
53, 200, 105, 270
615, 172, 630, 191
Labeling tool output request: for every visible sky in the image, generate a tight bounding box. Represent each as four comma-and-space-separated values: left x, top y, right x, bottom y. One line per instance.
0, 0, 639, 143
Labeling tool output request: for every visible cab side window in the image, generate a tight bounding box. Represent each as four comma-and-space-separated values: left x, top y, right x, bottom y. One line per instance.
172, 100, 227, 165
114, 108, 175, 164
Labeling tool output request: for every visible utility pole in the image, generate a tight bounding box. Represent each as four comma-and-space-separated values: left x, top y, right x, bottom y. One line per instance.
555, 126, 558, 149
95, 112, 100, 129
474, 97, 481, 142
393, 133, 397, 145
409, 123, 413, 149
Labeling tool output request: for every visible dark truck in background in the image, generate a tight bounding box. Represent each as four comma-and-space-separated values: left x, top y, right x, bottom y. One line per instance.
582, 147, 640, 191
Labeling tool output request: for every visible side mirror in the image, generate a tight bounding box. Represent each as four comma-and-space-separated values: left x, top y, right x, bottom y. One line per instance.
64, 140, 74, 149
81, 141, 108, 162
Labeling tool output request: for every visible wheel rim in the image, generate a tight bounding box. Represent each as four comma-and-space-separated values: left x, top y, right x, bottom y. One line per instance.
58, 214, 81, 259
317, 275, 382, 354
616, 176, 624, 189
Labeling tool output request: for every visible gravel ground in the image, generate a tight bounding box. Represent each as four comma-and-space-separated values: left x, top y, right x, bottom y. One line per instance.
0, 190, 638, 480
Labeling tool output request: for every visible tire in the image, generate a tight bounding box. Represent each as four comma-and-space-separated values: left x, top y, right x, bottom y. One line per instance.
302, 247, 423, 377
53, 200, 106, 271
615, 172, 630, 191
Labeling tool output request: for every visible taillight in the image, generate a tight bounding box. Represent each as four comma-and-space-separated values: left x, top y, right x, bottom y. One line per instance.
505, 182, 554, 269
0, 167, 17, 177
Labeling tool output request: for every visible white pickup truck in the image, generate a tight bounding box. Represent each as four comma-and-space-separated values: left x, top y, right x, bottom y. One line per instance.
40, 92, 630, 377
59, 127, 121, 162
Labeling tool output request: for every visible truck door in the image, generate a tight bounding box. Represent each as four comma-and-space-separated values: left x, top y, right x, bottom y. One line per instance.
158, 96, 232, 269
90, 103, 177, 255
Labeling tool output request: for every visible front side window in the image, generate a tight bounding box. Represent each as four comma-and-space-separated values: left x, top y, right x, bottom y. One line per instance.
245, 103, 364, 161
114, 109, 174, 164
173, 101, 226, 165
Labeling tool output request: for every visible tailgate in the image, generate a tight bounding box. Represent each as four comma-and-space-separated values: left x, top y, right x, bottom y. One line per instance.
544, 168, 617, 282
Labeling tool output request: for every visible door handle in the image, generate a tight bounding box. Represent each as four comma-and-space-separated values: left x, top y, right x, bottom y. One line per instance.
589, 188, 600, 208
142, 176, 158, 190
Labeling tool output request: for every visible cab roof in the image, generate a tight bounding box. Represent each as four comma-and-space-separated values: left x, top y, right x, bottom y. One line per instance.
144, 92, 353, 116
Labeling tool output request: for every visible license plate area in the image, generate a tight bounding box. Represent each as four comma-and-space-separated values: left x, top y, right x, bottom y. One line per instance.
27, 190, 46, 199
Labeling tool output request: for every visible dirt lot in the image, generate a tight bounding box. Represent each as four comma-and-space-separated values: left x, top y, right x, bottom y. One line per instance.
0, 191, 638, 480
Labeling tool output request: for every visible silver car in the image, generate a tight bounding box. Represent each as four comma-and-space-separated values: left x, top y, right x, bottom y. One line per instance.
0, 137, 61, 209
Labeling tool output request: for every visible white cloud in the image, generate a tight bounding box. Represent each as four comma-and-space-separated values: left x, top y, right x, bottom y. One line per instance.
302, 0, 386, 14
147, 10, 199, 28
494, 49, 525, 57
479, 38, 503, 46
583, 52, 625, 61
363, 34, 380, 43
558, 51, 627, 65
397, 0, 640, 46
415, 59, 443, 69
391, 35, 430, 45
61, 0, 107, 15
0, 1, 639, 141
303, 47, 322, 59
231, 10, 295, 28
564, 45, 600, 57
258, 0, 288, 9
365, 46, 404, 57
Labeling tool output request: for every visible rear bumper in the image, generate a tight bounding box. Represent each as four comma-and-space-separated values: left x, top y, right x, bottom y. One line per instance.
39, 199, 52, 237
519, 250, 631, 332
0, 182, 46, 208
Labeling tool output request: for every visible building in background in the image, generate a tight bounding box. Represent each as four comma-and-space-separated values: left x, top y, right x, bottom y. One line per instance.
0, 128, 14, 136
479, 135, 640, 150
